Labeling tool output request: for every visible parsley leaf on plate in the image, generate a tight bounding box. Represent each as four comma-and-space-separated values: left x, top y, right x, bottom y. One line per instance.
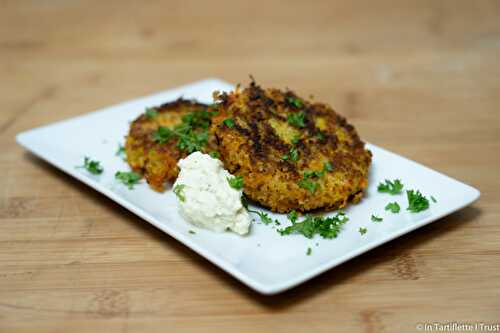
377, 179, 404, 195
431, 196, 437, 203
115, 171, 141, 189
406, 190, 430, 213
306, 247, 312, 256
385, 202, 401, 213
278, 212, 348, 239
359, 227, 367, 235
287, 210, 298, 223
371, 215, 383, 222
78, 157, 103, 175
115, 144, 126, 157
248, 210, 273, 225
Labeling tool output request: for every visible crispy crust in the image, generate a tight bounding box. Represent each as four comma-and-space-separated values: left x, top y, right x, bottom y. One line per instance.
125, 98, 211, 191
210, 81, 372, 213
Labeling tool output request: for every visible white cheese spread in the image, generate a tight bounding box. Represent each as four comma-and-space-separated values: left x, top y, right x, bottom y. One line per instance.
173, 152, 251, 235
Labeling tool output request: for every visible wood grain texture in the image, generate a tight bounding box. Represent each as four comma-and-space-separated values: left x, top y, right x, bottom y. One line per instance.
1, 0, 499, 332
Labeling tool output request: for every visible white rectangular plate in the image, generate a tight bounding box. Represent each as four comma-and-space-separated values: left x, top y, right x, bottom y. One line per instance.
17, 79, 480, 294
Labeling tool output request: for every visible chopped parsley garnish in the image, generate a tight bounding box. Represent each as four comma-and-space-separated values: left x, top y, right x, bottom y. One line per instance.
359, 227, 367, 235
145, 107, 158, 119
296, 162, 334, 193
209, 151, 220, 159
115, 171, 141, 189
431, 196, 437, 203
115, 144, 126, 157
174, 184, 186, 202
287, 210, 298, 223
303, 170, 323, 179
385, 202, 401, 213
188, 230, 196, 234
248, 209, 273, 225
227, 176, 244, 190
177, 130, 208, 153
223, 118, 235, 128
306, 247, 312, 256
298, 179, 319, 193
291, 135, 301, 145
282, 147, 299, 162
152, 109, 215, 153
287, 111, 306, 128
377, 179, 404, 195
371, 215, 383, 222
182, 110, 215, 129
303, 162, 333, 179
287, 96, 303, 108
152, 126, 174, 144
289, 148, 299, 161
316, 131, 326, 141
78, 157, 103, 175
286, 96, 303, 109
406, 190, 430, 213
278, 212, 348, 239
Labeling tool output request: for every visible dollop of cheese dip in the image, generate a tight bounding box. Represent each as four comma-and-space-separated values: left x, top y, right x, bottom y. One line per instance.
173, 152, 251, 235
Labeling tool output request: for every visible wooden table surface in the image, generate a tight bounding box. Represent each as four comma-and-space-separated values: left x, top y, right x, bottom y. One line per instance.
1, 1, 499, 332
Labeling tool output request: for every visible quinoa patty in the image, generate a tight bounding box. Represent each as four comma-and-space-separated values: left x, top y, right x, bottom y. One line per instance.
125, 98, 216, 191
210, 81, 372, 213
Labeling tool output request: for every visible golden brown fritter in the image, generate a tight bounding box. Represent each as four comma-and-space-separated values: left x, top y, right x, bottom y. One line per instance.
125, 98, 216, 192
210, 81, 372, 213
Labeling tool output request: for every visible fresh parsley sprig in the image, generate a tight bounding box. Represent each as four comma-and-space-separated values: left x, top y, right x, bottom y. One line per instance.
278, 212, 348, 239
152, 109, 216, 154
248, 209, 274, 225
385, 202, 401, 213
406, 190, 430, 213
377, 179, 404, 195
78, 157, 103, 175
371, 215, 383, 223
115, 171, 141, 189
